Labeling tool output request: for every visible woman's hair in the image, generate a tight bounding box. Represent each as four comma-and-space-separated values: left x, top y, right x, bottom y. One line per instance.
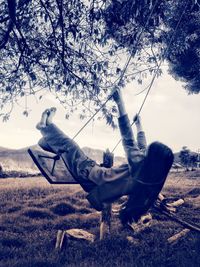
139, 141, 174, 184
120, 142, 174, 224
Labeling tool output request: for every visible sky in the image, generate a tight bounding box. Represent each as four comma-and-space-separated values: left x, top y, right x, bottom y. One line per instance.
0, 67, 200, 157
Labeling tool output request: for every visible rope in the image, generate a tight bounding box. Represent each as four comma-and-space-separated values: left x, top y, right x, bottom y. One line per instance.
72, 95, 112, 139
111, 0, 189, 153
72, 0, 160, 140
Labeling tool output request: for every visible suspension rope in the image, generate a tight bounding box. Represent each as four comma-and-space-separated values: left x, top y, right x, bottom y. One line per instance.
72, 95, 112, 139
111, 0, 190, 153
72, 0, 159, 140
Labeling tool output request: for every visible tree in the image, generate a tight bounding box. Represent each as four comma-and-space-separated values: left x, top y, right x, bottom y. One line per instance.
189, 153, 198, 170
0, 164, 3, 173
162, 0, 200, 94
105, 0, 200, 94
0, 0, 199, 124
179, 147, 198, 171
0, 163, 5, 178
179, 146, 190, 171
0, 0, 164, 124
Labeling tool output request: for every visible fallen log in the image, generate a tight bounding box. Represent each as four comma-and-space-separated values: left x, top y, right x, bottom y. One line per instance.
140, 213, 152, 224
156, 195, 185, 213
126, 213, 152, 233
65, 229, 95, 243
167, 229, 190, 244
100, 203, 112, 240
154, 198, 176, 213
155, 206, 200, 233
169, 199, 184, 208
55, 229, 95, 250
126, 236, 140, 245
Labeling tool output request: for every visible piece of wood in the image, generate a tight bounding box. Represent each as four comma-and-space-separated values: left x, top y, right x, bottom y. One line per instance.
155, 206, 200, 233
65, 229, 95, 243
55, 230, 65, 249
112, 197, 128, 214
158, 193, 165, 201
126, 236, 140, 245
126, 213, 152, 233
155, 195, 184, 213
140, 213, 152, 225
154, 197, 176, 213
167, 229, 190, 244
169, 199, 184, 207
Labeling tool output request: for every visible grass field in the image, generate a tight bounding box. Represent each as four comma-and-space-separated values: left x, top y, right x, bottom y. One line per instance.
0, 171, 200, 267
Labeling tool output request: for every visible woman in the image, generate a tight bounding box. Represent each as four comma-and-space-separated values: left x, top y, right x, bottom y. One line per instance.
36, 89, 174, 225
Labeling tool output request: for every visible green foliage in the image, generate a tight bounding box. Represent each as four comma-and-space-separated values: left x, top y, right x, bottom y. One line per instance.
0, 164, 3, 173
0, 0, 162, 124
179, 146, 198, 170
0, 0, 199, 124
179, 146, 191, 169
105, 0, 200, 94
189, 153, 198, 170
162, 0, 200, 94
104, 0, 166, 48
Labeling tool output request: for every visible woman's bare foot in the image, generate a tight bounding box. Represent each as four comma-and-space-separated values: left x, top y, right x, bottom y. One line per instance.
36, 109, 50, 130
46, 107, 57, 125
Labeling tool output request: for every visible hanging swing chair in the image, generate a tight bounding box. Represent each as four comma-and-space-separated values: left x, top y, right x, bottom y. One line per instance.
28, 148, 78, 184
28, 146, 114, 184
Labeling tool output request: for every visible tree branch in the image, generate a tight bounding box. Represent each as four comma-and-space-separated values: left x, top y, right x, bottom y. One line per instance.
39, 0, 60, 52
0, 0, 16, 49
0, 21, 13, 49
0, 16, 9, 24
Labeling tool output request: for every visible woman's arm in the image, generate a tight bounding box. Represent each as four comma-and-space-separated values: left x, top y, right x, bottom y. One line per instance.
133, 114, 143, 132
112, 89, 139, 160
133, 114, 147, 150
112, 88, 126, 117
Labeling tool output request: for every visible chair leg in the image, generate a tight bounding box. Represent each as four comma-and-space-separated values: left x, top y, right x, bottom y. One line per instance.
100, 203, 112, 240
99, 149, 114, 240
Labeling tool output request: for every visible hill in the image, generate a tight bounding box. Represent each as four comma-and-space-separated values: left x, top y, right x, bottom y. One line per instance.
82, 146, 126, 165
0, 145, 126, 175
0, 146, 38, 173
0, 145, 193, 176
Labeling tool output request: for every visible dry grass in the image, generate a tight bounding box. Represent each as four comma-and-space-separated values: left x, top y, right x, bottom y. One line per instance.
0, 171, 200, 267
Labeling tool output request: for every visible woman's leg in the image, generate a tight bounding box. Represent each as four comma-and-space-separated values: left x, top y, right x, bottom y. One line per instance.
38, 138, 55, 153
37, 108, 96, 192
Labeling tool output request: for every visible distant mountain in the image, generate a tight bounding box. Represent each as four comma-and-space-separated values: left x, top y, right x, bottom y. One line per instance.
0, 145, 126, 174
82, 147, 126, 165
0, 145, 39, 173
0, 144, 186, 175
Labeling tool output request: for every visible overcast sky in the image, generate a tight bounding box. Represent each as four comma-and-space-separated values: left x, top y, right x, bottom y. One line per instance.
0, 67, 199, 157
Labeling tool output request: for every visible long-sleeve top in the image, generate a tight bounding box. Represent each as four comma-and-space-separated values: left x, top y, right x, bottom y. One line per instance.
38, 113, 170, 223
87, 114, 170, 223
88, 114, 147, 186
86, 114, 158, 213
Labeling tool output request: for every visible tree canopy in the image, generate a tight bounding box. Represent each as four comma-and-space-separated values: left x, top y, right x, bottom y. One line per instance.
0, 0, 199, 123
179, 146, 198, 171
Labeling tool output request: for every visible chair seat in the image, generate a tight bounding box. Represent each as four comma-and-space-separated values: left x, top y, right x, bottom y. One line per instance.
28, 148, 78, 184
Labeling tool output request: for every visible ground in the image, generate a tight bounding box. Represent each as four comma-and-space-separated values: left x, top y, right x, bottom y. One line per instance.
0, 170, 199, 267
